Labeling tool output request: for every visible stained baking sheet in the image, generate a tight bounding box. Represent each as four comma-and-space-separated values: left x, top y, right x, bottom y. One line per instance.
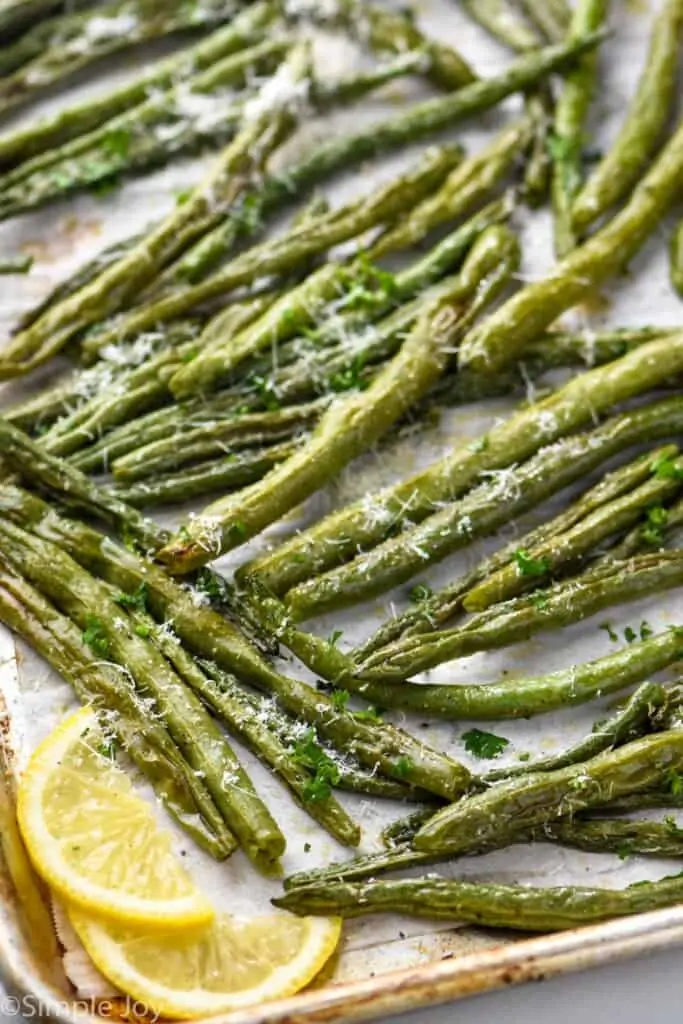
1, 0, 683, 1015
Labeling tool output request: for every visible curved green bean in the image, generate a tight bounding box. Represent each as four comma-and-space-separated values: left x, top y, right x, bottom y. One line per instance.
159, 228, 521, 572
459, 116, 683, 372
463, 448, 683, 610
275, 872, 683, 929
283, 397, 683, 620
359, 551, 683, 682
572, 0, 683, 233
247, 335, 683, 597
415, 731, 683, 853
550, 0, 609, 255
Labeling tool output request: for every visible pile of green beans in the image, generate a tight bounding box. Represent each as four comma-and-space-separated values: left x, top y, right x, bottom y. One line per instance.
2, 0, 683, 935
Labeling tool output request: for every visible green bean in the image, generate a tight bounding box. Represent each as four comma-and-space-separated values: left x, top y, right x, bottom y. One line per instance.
275, 872, 683, 928
0, 5, 277, 171
282, 397, 683, 621
0, 519, 286, 874
159, 227, 521, 571
111, 442, 302, 508
415, 731, 683, 854
0, 567, 235, 861
367, 120, 532, 259
0, 45, 311, 378
460, 0, 540, 52
671, 220, 683, 299
111, 400, 325, 482
550, 0, 609, 256
459, 117, 683, 372
543, 818, 683, 858
463, 448, 683, 611
572, 0, 683, 233
246, 335, 683, 597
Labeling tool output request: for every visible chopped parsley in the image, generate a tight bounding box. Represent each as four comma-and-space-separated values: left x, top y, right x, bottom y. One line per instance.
531, 590, 549, 610
600, 622, 619, 643
330, 688, 350, 710
461, 728, 510, 759
468, 436, 489, 453
664, 814, 683, 836
328, 355, 368, 393
101, 128, 131, 158
328, 630, 343, 648
249, 373, 280, 410
395, 756, 414, 778
233, 193, 263, 235
641, 504, 668, 546
339, 257, 398, 312
409, 582, 433, 604
514, 549, 550, 577
546, 131, 574, 162
229, 519, 247, 539
668, 769, 683, 797
114, 582, 148, 614
293, 730, 340, 802
195, 568, 229, 604
97, 739, 117, 761
355, 706, 383, 722
651, 454, 683, 481
82, 616, 109, 657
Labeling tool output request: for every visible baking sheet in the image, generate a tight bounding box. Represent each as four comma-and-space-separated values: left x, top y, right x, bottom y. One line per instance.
1, 0, 683, 1010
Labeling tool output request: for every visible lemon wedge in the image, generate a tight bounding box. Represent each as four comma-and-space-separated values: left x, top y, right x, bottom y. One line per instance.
69, 908, 342, 1019
17, 707, 212, 931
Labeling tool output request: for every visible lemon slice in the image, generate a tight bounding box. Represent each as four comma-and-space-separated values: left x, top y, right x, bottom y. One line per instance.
69, 908, 342, 1019
17, 707, 213, 931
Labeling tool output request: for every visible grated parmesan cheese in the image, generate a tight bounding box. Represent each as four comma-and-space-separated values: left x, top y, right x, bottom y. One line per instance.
284, 0, 341, 20
242, 60, 311, 125
84, 13, 139, 42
